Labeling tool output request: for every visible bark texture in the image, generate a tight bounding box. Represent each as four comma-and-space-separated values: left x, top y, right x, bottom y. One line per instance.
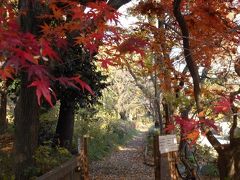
14, 74, 39, 180
0, 82, 7, 133
14, 1, 40, 179
56, 97, 75, 150
217, 144, 240, 179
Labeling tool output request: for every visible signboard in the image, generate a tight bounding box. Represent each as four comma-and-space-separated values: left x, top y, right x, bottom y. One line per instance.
159, 135, 178, 154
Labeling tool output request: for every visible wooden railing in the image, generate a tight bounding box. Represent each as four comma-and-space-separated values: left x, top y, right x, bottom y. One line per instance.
37, 157, 81, 180
37, 137, 89, 180
0, 133, 13, 152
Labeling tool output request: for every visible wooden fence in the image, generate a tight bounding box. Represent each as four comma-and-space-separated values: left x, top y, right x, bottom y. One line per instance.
37, 137, 89, 180
0, 133, 13, 152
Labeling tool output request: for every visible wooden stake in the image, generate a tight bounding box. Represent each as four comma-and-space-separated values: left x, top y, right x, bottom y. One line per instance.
153, 135, 161, 180
83, 137, 89, 180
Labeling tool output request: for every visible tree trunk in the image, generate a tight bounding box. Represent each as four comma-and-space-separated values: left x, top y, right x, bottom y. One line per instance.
56, 97, 75, 150
14, 1, 40, 179
0, 82, 7, 133
14, 74, 39, 180
217, 143, 240, 179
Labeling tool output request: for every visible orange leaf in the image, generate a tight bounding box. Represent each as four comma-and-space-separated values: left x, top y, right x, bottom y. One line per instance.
197, 111, 205, 118
185, 130, 200, 143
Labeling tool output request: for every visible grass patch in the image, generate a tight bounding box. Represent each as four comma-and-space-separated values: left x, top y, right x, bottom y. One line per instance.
88, 121, 137, 160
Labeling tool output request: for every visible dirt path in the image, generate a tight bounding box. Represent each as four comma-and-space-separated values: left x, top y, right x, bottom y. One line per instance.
90, 126, 154, 180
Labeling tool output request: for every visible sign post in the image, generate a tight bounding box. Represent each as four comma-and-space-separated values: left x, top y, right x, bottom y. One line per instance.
158, 134, 178, 180
153, 134, 161, 180
158, 135, 178, 154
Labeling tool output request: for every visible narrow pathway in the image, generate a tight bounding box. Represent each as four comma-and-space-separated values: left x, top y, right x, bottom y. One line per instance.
90, 126, 154, 180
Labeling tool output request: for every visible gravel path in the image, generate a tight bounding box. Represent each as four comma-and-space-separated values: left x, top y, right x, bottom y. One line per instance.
90, 128, 154, 180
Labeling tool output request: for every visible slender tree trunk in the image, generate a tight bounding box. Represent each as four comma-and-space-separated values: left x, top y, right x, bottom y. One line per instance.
152, 69, 163, 132
14, 74, 39, 180
14, 1, 40, 179
0, 82, 7, 133
56, 97, 75, 150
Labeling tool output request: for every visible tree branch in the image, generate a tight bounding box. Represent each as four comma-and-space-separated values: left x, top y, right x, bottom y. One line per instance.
107, 0, 132, 9
173, 0, 222, 153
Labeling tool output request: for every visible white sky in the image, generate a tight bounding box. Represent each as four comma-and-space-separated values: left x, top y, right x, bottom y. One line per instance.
117, 1, 138, 28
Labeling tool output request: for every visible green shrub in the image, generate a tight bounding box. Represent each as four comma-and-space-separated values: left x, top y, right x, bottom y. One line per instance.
38, 104, 59, 145
200, 163, 219, 177
87, 121, 136, 160
73, 107, 136, 161
0, 152, 14, 179
34, 145, 72, 176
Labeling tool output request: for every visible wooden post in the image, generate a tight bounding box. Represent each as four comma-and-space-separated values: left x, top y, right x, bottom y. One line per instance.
172, 152, 178, 180
168, 152, 177, 180
79, 137, 84, 180
153, 135, 161, 180
83, 136, 89, 180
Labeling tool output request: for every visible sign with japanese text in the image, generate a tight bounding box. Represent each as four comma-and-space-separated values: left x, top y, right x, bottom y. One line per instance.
159, 135, 178, 154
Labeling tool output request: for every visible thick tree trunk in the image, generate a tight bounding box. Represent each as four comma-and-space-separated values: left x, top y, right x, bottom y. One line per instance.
14, 74, 39, 180
0, 82, 7, 133
56, 97, 75, 150
14, 1, 40, 179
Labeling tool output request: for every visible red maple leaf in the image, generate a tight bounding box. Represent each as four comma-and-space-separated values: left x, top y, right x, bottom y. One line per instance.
164, 124, 175, 133
118, 36, 148, 56
57, 76, 94, 95
99, 58, 114, 68
26, 65, 49, 81
40, 38, 59, 61
28, 79, 56, 106
14, 49, 38, 64
72, 6, 85, 20
199, 119, 218, 131
175, 116, 198, 133
0, 66, 14, 80
71, 76, 94, 95
213, 97, 231, 114
56, 76, 80, 90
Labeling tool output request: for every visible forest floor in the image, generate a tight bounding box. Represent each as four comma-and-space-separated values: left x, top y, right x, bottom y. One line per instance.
90, 123, 154, 180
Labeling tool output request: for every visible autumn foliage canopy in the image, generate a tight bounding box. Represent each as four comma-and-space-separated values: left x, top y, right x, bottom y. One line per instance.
0, 0, 122, 106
